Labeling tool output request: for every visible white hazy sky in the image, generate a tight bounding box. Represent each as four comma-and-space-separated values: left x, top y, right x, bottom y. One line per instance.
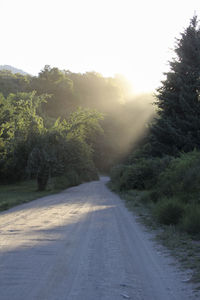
1, 0, 200, 93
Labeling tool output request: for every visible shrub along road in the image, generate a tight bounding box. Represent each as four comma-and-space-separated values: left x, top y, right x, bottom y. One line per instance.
0, 177, 198, 300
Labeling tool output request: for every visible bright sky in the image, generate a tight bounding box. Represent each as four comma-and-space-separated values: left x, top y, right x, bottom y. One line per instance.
1, 0, 200, 93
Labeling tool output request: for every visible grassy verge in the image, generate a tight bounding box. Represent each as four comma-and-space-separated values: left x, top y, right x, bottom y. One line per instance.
0, 178, 66, 212
108, 183, 200, 289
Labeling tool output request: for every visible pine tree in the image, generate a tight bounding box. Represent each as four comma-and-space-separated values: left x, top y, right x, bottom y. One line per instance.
150, 15, 200, 156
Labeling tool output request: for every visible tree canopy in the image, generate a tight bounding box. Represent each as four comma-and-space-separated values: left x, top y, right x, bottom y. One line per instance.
150, 15, 200, 156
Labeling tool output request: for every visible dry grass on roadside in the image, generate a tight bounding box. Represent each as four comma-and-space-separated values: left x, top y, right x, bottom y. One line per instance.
113, 188, 200, 290
155, 228, 200, 287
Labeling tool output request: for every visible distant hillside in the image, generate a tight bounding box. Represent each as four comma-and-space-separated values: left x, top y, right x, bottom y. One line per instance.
0, 65, 29, 75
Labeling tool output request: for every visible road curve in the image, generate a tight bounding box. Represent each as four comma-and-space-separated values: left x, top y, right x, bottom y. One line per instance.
0, 177, 197, 300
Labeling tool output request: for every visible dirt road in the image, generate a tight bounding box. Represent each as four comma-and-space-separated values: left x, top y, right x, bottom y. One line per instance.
0, 177, 198, 299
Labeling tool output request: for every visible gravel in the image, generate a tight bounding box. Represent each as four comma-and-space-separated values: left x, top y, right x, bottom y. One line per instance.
0, 176, 199, 300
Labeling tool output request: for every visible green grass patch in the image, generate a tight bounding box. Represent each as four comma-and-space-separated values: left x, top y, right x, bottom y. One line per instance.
0, 178, 66, 211
0, 172, 98, 212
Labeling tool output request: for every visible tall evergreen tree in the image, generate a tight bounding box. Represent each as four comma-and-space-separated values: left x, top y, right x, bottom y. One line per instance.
150, 15, 200, 156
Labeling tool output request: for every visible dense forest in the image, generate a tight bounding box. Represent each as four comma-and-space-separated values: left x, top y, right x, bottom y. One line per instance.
0, 64, 153, 191
111, 16, 200, 236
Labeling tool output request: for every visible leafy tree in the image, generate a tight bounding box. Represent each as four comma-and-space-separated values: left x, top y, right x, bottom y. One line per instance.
0, 63, 153, 181
150, 15, 200, 156
67, 71, 125, 112
0, 92, 47, 182
0, 70, 30, 97
66, 107, 104, 145
30, 65, 74, 118
26, 109, 102, 190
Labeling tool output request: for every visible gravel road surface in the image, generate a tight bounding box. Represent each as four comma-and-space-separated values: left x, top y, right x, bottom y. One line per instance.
0, 177, 198, 300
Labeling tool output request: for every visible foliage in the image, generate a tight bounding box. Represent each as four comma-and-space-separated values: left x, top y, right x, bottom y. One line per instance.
181, 205, 200, 235
110, 156, 172, 191
109, 16, 200, 236
149, 16, 200, 156
115, 150, 200, 234
157, 150, 200, 201
0, 64, 154, 173
153, 197, 184, 225
140, 190, 160, 203
66, 107, 104, 146
0, 70, 31, 97
0, 90, 101, 190
26, 115, 100, 190
0, 92, 47, 182
30, 65, 74, 118
53, 171, 82, 190
31, 66, 153, 170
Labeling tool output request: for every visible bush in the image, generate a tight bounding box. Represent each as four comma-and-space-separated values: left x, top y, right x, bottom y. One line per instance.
156, 150, 200, 201
110, 164, 127, 190
53, 176, 70, 190
110, 156, 172, 191
141, 190, 160, 203
67, 170, 81, 186
120, 164, 144, 190
181, 206, 200, 235
153, 198, 184, 225
53, 172, 81, 190
111, 164, 147, 191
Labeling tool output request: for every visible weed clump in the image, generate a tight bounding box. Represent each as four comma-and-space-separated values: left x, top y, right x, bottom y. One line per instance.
181, 206, 200, 235
153, 198, 184, 225
110, 156, 172, 191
